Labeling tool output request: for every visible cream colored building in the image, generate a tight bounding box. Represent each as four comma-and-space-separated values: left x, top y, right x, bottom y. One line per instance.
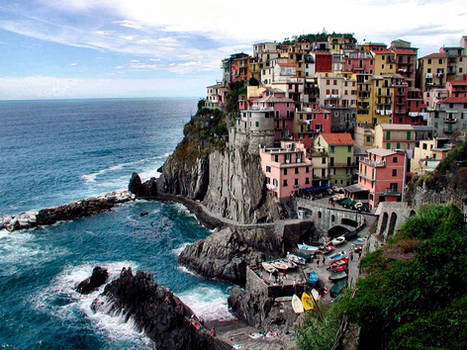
374, 124, 416, 151
411, 138, 453, 174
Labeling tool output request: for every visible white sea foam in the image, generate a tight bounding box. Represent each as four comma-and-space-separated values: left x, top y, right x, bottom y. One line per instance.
32, 261, 152, 347
177, 265, 199, 277
178, 286, 235, 321
172, 242, 191, 256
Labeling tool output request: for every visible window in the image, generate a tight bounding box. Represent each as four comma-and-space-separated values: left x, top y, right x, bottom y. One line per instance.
294, 178, 299, 186
438, 59, 442, 64
347, 146, 352, 152
273, 178, 278, 186
266, 166, 271, 172
386, 131, 391, 140
406, 131, 412, 140
306, 166, 310, 173
305, 177, 310, 184
396, 142, 401, 149
393, 156, 398, 163
283, 179, 288, 187
330, 157, 335, 166
274, 155, 278, 162
366, 136, 371, 142
255, 121, 259, 127
330, 145, 335, 153
318, 211, 322, 218
428, 59, 432, 64
322, 157, 326, 164
266, 177, 270, 184
295, 167, 299, 174
392, 169, 397, 176
386, 142, 391, 149
284, 168, 288, 175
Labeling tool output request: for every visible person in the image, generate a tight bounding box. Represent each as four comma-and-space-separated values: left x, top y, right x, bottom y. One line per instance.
282, 269, 287, 279
350, 251, 354, 261
322, 256, 325, 264
272, 269, 278, 283
358, 251, 362, 259
316, 259, 320, 266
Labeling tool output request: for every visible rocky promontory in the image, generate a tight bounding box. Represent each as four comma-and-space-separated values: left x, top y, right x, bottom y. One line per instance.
178, 221, 318, 285
91, 267, 231, 350
0, 191, 135, 232
76, 266, 109, 294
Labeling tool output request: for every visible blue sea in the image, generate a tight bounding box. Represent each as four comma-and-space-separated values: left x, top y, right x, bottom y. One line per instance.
0, 98, 233, 349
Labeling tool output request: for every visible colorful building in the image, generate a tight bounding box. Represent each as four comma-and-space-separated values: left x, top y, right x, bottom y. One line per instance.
312, 133, 355, 187
292, 107, 332, 149
390, 39, 418, 88
259, 141, 313, 198
374, 124, 416, 151
411, 138, 453, 175
417, 53, 448, 92
368, 75, 394, 125
428, 96, 467, 137
206, 83, 225, 109
358, 148, 406, 209
343, 51, 374, 74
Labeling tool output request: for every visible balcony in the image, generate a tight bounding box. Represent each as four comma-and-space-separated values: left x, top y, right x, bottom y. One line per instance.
444, 117, 457, 123
357, 172, 374, 181
325, 94, 340, 99
384, 188, 401, 196
426, 73, 433, 79
361, 158, 386, 167
395, 109, 407, 114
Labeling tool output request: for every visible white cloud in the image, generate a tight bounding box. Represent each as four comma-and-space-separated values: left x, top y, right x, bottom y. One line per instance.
70, 62, 78, 66
0, 76, 202, 99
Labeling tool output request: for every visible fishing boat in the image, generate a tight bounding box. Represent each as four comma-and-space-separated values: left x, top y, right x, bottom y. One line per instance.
282, 259, 297, 269
324, 244, 335, 254
301, 292, 314, 311
331, 236, 346, 246
287, 254, 306, 265
292, 294, 304, 314
328, 251, 347, 261
329, 258, 348, 268
262, 262, 277, 273
330, 278, 348, 298
272, 261, 288, 270
329, 271, 348, 281
311, 289, 320, 301
329, 265, 348, 273
297, 243, 319, 252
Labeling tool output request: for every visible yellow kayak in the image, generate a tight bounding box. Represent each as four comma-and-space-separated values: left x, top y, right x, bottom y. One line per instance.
301, 292, 314, 311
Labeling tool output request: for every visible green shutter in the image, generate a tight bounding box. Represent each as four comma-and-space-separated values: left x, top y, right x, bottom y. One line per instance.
406, 131, 411, 140
255, 121, 259, 127
396, 142, 401, 149
386, 142, 391, 149
366, 136, 371, 142
386, 131, 391, 140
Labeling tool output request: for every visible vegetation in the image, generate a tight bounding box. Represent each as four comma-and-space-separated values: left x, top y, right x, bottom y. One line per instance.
225, 81, 246, 116
295, 290, 351, 350
347, 203, 467, 350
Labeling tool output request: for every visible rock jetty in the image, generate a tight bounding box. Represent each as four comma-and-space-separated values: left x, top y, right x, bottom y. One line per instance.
0, 190, 135, 232
76, 266, 109, 294
91, 267, 231, 350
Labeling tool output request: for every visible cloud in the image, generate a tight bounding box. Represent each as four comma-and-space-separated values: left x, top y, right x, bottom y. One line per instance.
70, 62, 78, 66
0, 76, 203, 99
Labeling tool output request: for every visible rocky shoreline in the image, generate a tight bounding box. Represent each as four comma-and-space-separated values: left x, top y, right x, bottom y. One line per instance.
90, 267, 231, 350
0, 190, 135, 232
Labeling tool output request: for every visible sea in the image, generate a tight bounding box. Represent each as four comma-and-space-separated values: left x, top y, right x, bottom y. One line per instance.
0, 98, 234, 349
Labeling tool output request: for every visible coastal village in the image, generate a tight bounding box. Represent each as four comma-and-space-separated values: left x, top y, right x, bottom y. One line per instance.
206, 33, 466, 209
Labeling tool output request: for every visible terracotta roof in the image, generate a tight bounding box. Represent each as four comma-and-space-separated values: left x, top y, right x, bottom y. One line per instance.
438, 96, 467, 103
449, 80, 467, 86
373, 49, 393, 54
379, 123, 415, 130
367, 148, 397, 156
277, 62, 296, 67
420, 53, 447, 59
392, 48, 417, 55
320, 133, 353, 145
206, 83, 224, 89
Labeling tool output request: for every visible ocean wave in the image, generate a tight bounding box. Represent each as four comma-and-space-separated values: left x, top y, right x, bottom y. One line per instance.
31, 260, 152, 347
172, 242, 190, 256
178, 286, 234, 322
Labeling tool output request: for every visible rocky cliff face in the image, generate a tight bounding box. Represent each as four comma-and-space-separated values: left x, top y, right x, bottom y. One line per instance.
91, 268, 230, 350
155, 115, 282, 224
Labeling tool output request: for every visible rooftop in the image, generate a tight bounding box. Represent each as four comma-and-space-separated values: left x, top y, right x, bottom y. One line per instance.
420, 52, 447, 59
256, 95, 294, 103
320, 133, 354, 145
367, 148, 397, 157
449, 80, 467, 86
439, 96, 467, 104
378, 123, 415, 130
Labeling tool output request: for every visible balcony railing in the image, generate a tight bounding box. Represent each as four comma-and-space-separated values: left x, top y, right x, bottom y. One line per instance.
361, 158, 386, 167
384, 188, 401, 196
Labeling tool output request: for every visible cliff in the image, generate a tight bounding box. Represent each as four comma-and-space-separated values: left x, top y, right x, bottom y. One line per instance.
154, 110, 282, 224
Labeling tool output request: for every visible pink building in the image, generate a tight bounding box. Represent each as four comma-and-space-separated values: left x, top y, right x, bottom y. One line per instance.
206, 83, 225, 109
259, 141, 313, 198
358, 148, 406, 209
343, 51, 374, 74
251, 94, 295, 140
446, 79, 467, 97
293, 107, 332, 149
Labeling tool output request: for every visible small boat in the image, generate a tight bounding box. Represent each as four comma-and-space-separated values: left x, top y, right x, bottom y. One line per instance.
328, 251, 347, 261
330, 278, 348, 298
301, 292, 314, 311
331, 236, 346, 246
329, 271, 348, 281
287, 254, 306, 265
311, 289, 320, 301
282, 259, 297, 269
323, 244, 335, 254
190, 318, 201, 330
329, 265, 348, 273
354, 237, 365, 245
262, 262, 277, 273
297, 243, 319, 252
248, 333, 263, 339
308, 271, 319, 284
329, 258, 349, 268
272, 261, 288, 270
292, 294, 304, 314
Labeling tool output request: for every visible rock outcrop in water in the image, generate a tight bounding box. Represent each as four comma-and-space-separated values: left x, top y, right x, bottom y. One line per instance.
0, 191, 135, 232
178, 221, 318, 285
76, 266, 109, 294
91, 268, 231, 350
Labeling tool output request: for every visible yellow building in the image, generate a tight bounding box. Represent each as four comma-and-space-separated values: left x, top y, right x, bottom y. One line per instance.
374, 124, 416, 151
313, 133, 355, 187
373, 50, 397, 75
417, 53, 448, 92
410, 138, 453, 174
249, 60, 261, 81
369, 75, 394, 125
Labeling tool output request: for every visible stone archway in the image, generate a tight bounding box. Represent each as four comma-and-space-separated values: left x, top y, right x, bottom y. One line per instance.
342, 218, 358, 227
409, 210, 416, 217
328, 225, 350, 238
387, 212, 398, 236
379, 212, 389, 236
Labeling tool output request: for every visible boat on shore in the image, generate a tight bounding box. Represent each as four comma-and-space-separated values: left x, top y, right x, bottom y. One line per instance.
328, 252, 347, 261
262, 262, 277, 273
272, 261, 288, 270
292, 294, 304, 314
330, 278, 348, 298
329, 257, 349, 268
287, 254, 306, 265
331, 236, 346, 246
329, 271, 348, 281
297, 243, 319, 252
301, 292, 314, 311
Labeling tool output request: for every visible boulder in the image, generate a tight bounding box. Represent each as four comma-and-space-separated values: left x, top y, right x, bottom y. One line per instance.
91, 268, 230, 350
76, 266, 109, 294
128, 172, 158, 199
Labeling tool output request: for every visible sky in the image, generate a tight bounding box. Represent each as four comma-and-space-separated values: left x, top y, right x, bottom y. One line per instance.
0, 0, 466, 100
